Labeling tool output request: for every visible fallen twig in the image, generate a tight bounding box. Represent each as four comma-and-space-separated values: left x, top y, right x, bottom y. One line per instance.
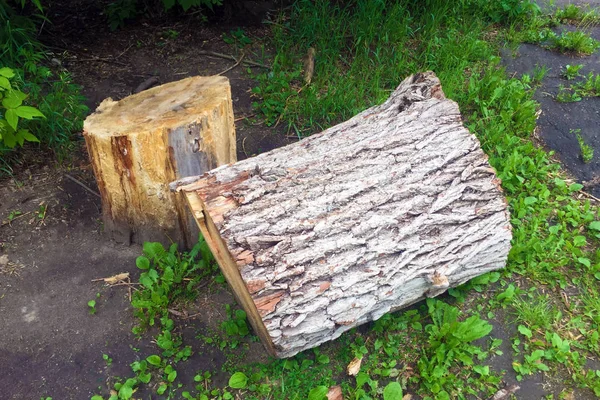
168, 308, 187, 317
185, 312, 203, 319
127, 276, 132, 301
234, 114, 255, 122
0, 211, 32, 227
217, 53, 245, 76
109, 282, 140, 287
197, 50, 269, 69
116, 43, 134, 59
64, 173, 101, 198
580, 190, 600, 202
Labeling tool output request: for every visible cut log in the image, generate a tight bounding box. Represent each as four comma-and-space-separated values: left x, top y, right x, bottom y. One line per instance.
172, 72, 512, 358
84, 76, 236, 247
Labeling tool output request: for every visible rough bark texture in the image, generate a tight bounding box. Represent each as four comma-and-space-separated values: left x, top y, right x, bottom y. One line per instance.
84, 76, 236, 247
173, 72, 512, 358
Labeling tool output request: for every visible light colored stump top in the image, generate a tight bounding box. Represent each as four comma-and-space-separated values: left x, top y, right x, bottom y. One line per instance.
83, 76, 231, 137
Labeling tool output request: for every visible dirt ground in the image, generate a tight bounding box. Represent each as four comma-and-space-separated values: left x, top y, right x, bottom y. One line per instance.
1, 1, 600, 399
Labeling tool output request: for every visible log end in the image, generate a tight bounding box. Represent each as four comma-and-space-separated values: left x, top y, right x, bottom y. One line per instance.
83, 76, 233, 137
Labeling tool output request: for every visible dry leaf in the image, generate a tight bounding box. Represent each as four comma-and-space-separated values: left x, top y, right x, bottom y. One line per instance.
327, 385, 343, 400
402, 395, 413, 400
347, 357, 362, 376
104, 272, 129, 285
0, 254, 8, 266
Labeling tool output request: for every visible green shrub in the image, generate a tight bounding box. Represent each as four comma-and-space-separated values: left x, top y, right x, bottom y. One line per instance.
0, 0, 88, 171
0, 66, 44, 148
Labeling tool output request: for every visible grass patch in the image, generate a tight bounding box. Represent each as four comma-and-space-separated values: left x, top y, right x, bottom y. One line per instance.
252, 0, 539, 134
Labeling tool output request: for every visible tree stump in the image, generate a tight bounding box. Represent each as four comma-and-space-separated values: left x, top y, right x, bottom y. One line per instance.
171, 72, 512, 358
84, 76, 236, 247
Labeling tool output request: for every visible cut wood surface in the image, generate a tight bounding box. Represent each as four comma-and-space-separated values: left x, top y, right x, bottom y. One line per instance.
84, 76, 236, 247
172, 72, 512, 358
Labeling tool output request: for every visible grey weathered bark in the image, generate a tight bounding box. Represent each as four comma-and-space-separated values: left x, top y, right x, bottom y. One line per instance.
173, 72, 512, 358
83, 76, 237, 247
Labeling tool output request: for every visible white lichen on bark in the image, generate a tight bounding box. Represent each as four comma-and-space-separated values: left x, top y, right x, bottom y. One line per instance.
177, 72, 512, 358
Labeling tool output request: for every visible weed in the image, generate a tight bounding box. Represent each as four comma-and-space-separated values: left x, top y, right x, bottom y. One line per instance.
163, 29, 179, 39
87, 300, 96, 315
512, 349, 550, 380
219, 304, 250, 348
106, 0, 138, 31
562, 64, 583, 80
416, 299, 495, 398
574, 72, 600, 97
555, 4, 582, 21
103, 353, 113, 366
575, 132, 594, 163
549, 30, 600, 55
223, 28, 252, 48
131, 238, 216, 332
556, 85, 582, 102
36, 203, 46, 220
7, 209, 22, 222
554, 4, 600, 24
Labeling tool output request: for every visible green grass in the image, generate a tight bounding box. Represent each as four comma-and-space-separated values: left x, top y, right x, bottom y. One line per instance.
89, 0, 600, 399
512, 292, 559, 330
252, 0, 539, 134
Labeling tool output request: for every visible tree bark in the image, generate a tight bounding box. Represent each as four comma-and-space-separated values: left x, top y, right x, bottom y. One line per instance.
84, 76, 236, 248
172, 72, 512, 358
